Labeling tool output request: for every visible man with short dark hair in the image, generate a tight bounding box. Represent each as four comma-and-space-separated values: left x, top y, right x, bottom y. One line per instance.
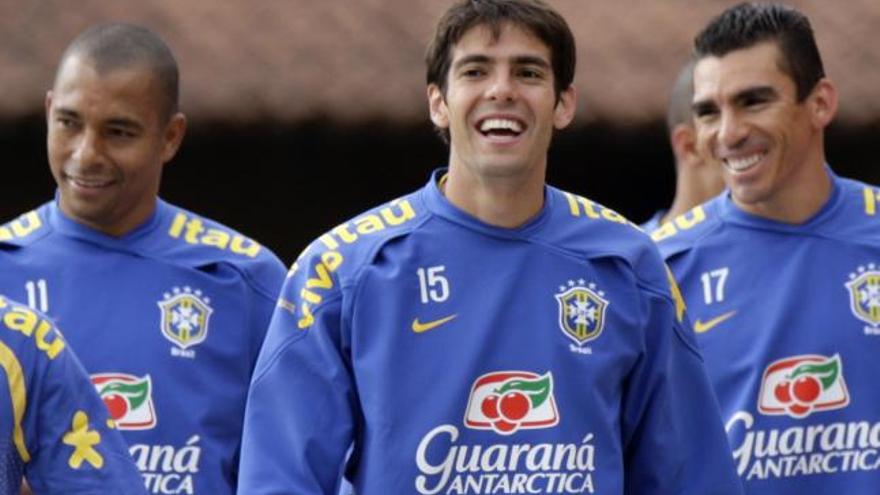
642, 61, 725, 233
0, 23, 286, 494
238, 1, 742, 493
656, 3, 880, 493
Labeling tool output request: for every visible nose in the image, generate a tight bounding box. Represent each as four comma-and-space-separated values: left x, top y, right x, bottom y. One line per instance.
717, 109, 749, 151
486, 72, 515, 102
71, 128, 102, 166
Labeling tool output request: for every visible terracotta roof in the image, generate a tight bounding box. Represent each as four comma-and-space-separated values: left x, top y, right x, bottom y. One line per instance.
2, 0, 878, 124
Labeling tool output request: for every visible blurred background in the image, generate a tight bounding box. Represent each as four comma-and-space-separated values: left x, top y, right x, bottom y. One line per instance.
2, 0, 879, 263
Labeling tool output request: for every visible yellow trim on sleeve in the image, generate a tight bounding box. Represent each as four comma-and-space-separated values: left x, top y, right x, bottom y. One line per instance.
0, 339, 30, 462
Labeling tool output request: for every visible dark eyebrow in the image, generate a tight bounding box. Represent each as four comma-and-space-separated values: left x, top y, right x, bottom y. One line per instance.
512, 55, 551, 69
105, 118, 144, 132
53, 107, 80, 119
452, 54, 491, 71
691, 85, 779, 115
691, 99, 717, 116
452, 54, 551, 71
53, 106, 144, 132
733, 86, 778, 105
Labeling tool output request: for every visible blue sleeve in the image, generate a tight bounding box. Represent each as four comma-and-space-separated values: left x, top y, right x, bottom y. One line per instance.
238, 256, 355, 495
240, 253, 288, 375
7, 313, 145, 493
620, 276, 743, 494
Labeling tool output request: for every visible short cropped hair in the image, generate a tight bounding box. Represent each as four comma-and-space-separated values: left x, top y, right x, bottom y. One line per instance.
666, 60, 695, 132
426, 0, 576, 100
694, 3, 824, 102
58, 23, 179, 121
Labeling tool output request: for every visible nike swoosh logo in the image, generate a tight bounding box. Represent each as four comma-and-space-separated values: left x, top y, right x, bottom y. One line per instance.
412, 314, 458, 333
693, 311, 737, 334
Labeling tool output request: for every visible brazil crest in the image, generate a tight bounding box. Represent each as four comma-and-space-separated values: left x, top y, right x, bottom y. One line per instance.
157, 286, 213, 350
555, 281, 608, 345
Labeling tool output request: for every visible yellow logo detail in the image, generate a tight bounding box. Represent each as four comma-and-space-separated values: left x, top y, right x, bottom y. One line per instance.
651, 206, 707, 241
63, 411, 104, 469
411, 314, 458, 333
0, 211, 42, 242
864, 187, 880, 216
693, 311, 737, 334
1, 302, 65, 359
563, 193, 634, 226
665, 267, 687, 323
168, 212, 262, 258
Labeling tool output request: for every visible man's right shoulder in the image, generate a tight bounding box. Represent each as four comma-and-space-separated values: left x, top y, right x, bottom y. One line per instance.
650, 203, 721, 260
276, 191, 427, 331
0, 204, 53, 247
291, 191, 427, 279
298, 191, 425, 262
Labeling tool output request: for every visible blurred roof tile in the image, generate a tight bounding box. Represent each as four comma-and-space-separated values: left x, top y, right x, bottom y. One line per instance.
1, 0, 878, 124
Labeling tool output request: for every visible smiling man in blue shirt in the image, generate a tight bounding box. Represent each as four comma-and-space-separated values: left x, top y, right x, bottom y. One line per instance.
0, 23, 286, 494
238, 1, 742, 494
655, 4, 880, 493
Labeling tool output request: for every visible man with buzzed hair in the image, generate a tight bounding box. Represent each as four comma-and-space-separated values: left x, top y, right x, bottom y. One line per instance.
0, 23, 286, 494
59, 21, 180, 121
641, 61, 725, 233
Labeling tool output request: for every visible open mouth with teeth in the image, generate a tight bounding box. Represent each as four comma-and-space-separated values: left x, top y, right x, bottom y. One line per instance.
724, 152, 765, 173
478, 118, 525, 138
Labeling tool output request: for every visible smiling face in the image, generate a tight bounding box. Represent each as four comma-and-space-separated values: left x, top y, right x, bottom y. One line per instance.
692, 41, 835, 220
46, 55, 186, 236
427, 22, 575, 186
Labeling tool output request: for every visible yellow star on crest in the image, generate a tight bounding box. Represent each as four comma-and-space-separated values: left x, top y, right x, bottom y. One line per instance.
62, 410, 104, 469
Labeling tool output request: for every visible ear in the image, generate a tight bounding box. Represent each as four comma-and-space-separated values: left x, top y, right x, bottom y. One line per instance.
553, 85, 576, 129
45, 91, 54, 122
670, 123, 697, 164
160, 112, 187, 164
808, 78, 837, 130
427, 84, 449, 129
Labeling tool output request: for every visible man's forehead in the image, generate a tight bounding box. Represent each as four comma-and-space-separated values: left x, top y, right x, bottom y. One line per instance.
451, 22, 550, 60
693, 43, 788, 99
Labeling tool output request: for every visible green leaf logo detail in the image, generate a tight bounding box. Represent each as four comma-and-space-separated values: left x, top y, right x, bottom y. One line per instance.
788, 355, 840, 390
497, 373, 552, 409
99, 379, 150, 411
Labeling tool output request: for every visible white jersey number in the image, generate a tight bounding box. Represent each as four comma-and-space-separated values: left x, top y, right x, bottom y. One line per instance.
417, 266, 450, 303
700, 268, 729, 305
25, 278, 49, 313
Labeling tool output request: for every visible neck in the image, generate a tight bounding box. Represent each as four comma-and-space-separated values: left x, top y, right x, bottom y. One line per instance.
58, 197, 157, 238
735, 159, 832, 224
443, 165, 546, 229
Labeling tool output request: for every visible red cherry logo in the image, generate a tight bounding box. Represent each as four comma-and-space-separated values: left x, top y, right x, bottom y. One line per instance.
774, 380, 792, 403
792, 376, 821, 404
493, 419, 517, 433
481, 394, 500, 419
788, 403, 810, 416
499, 391, 530, 421
102, 394, 129, 420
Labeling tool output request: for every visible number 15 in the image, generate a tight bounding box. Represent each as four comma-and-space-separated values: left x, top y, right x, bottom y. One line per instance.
417, 266, 450, 304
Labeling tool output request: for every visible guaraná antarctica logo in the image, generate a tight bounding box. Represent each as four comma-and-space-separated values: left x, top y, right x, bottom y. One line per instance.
757, 354, 849, 419
845, 264, 880, 335
91, 373, 157, 430
416, 370, 597, 494
726, 354, 880, 481
464, 371, 559, 435
555, 280, 608, 346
